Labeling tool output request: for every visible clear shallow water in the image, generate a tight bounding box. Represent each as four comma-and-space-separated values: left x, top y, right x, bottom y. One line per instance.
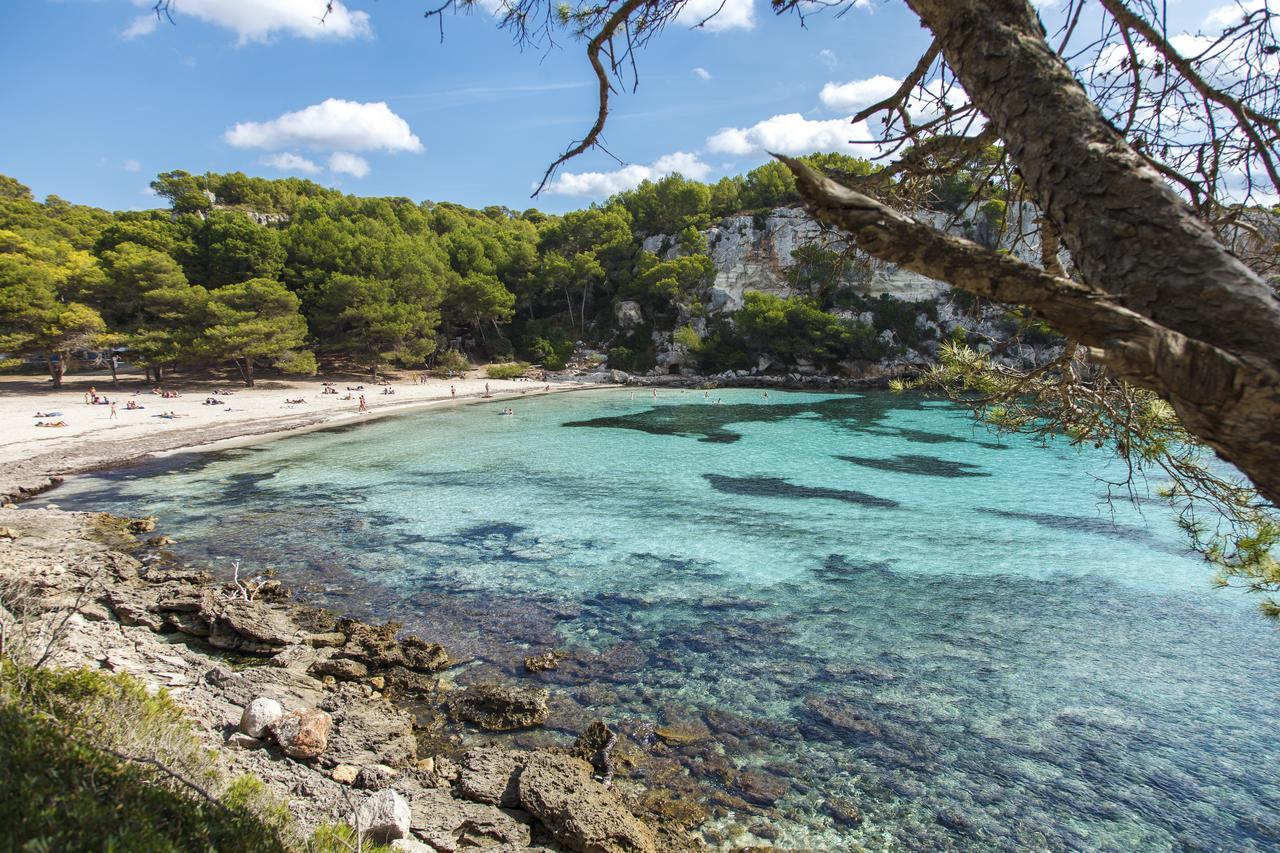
40, 389, 1280, 851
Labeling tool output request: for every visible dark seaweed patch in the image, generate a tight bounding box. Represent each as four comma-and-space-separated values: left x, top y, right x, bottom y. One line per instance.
813, 554, 896, 583
979, 507, 1189, 556
704, 474, 899, 508
563, 394, 927, 444
837, 454, 991, 478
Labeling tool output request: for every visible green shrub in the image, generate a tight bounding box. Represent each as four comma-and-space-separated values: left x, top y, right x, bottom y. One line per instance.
0, 663, 291, 852
486, 361, 530, 379
433, 348, 470, 375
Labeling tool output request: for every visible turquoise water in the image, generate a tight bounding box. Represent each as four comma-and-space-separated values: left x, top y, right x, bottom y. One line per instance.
41, 389, 1280, 850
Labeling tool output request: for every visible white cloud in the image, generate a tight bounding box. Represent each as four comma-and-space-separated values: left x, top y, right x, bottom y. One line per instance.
122, 13, 158, 38
1203, 0, 1264, 30
819, 74, 902, 112
676, 0, 754, 32
693, 67, 712, 81
226, 99, 422, 153
261, 152, 322, 174
328, 152, 370, 178
546, 151, 711, 196
125, 0, 371, 44
706, 113, 872, 157
122, 159, 141, 172
818, 49, 838, 69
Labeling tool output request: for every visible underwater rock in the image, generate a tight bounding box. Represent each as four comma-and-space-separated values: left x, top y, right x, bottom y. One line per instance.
801, 694, 884, 740
447, 683, 549, 731
825, 796, 863, 826
728, 768, 790, 807
524, 650, 563, 672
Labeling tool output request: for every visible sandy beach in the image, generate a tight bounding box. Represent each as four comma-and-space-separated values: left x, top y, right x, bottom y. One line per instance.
0, 369, 603, 500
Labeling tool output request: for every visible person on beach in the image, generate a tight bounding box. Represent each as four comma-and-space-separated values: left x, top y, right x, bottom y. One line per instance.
358, 395, 367, 412
652, 388, 657, 399
450, 385, 456, 398
109, 402, 117, 419
484, 382, 490, 396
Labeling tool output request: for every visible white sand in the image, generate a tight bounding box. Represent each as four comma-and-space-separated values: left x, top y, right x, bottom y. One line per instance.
0, 369, 601, 495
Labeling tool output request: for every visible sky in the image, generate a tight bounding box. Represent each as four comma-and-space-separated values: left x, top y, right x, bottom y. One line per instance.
1, 0, 1247, 214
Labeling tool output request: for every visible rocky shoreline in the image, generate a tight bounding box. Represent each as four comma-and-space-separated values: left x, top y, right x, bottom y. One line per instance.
0, 508, 706, 851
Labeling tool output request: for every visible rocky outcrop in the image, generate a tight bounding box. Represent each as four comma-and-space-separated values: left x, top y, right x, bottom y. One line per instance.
0, 509, 686, 851
446, 683, 550, 731
518, 752, 657, 853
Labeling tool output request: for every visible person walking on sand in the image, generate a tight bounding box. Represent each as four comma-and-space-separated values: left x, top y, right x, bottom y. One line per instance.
450, 385, 456, 398
109, 402, 117, 419
485, 382, 490, 397
358, 395, 367, 412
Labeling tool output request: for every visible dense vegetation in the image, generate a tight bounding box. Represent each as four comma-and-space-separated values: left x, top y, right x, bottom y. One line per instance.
0, 660, 382, 852
0, 153, 1004, 385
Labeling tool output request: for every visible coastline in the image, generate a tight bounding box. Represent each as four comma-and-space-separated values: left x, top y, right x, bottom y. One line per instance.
0, 372, 607, 503
0, 507, 696, 850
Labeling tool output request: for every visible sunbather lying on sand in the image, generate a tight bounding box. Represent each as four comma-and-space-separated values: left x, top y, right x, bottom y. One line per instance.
35, 420, 68, 427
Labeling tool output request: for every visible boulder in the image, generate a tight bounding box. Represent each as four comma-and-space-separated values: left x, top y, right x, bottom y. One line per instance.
517, 752, 656, 853
332, 764, 359, 785
357, 788, 411, 842
321, 693, 418, 767
408, 787, 533, 851
456, 747, 525, 807
447, 683, 549, 731
270, 708, 332, 760
614, 300, 643, 329
355, 763, 399, 791
207, 599, 297, 654
240, 697, 284, 738
310, 657, 369, 681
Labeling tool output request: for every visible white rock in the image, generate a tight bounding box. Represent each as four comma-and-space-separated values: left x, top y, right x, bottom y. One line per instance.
226, 732, 264, 750
358, 788, 412, 842
240, 697, 284, 738
390, 839, 433, 853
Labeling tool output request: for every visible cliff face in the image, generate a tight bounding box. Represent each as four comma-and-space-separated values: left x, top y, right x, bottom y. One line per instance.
623, 202, 1061, 382
641, 202, 1046, 314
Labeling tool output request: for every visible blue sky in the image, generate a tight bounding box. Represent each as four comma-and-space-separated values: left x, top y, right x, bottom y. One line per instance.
2, 0, 1239, 214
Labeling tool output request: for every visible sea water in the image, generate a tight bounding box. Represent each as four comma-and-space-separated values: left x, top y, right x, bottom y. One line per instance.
39, 389, 1280, 851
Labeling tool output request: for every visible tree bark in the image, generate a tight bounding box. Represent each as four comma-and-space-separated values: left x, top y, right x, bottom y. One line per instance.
47, 354, 64, 389
903, 0, 1280, 358
777, 0, 1280, 506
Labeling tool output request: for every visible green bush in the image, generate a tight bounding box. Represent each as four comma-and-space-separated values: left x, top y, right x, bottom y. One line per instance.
0, 663, 291, 852
486, 361, 530, 379
433, 348, 470, 375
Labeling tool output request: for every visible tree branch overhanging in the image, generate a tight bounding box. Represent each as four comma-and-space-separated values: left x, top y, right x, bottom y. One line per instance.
779, 154, 1280, 509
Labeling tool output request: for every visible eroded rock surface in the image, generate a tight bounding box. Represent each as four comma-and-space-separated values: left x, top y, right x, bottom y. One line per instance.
518, 753, 656, 853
